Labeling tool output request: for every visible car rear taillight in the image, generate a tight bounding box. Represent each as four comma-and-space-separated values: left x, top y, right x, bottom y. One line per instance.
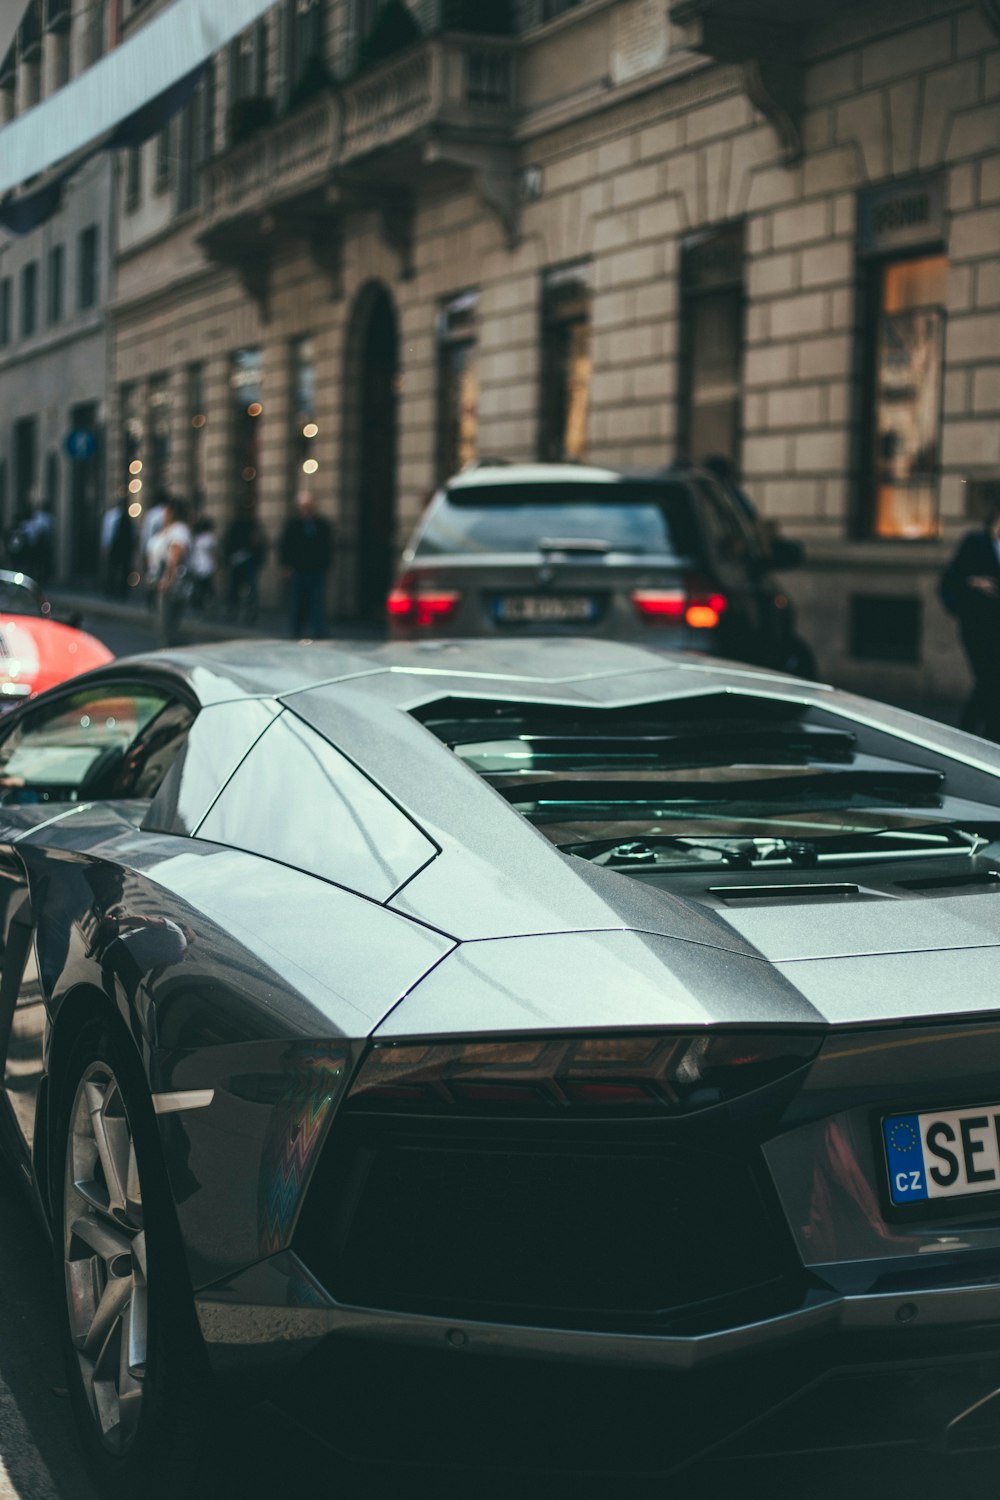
631, 581, 727, 629
346, 1032, 820, 1117
387, 574, 462, 627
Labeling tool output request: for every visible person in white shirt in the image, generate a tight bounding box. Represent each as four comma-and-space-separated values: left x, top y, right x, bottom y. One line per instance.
155, 496, 192, 647
188, 515, 218, 615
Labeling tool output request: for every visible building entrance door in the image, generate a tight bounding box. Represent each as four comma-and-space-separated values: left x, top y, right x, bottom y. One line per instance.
348, 282, 399, 621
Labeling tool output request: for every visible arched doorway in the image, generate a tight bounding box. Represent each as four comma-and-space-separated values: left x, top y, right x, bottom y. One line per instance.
344, 281, 399, 621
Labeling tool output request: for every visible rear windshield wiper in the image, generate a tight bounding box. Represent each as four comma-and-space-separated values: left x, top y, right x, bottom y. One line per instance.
537, 537, 613, 554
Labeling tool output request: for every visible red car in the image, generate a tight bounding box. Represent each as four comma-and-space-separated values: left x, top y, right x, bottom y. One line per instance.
0, 571, 111, 703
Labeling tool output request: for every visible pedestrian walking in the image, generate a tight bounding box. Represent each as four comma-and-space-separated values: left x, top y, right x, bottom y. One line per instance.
142, 493, 168, 611
940, 498, 1000, 742
223, 502, 267, 625
280, 490, 333, 639
150, 496, 192, 647
188, 515, 218, 616
101, 498, 135, 596
100, 501, 123, 595
7, 501, 53, 583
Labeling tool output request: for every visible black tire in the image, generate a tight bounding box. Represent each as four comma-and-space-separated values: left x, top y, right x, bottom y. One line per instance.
53, 1018, 212, 1500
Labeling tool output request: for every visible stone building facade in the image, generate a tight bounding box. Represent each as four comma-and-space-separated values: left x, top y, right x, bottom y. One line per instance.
0, 0, 117, 580
111, 0, 1000, 702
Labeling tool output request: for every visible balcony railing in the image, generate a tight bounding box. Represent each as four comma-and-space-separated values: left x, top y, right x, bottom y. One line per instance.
202, 92, 340, 231
201, 33, 516, 242
342, 35, 515, 162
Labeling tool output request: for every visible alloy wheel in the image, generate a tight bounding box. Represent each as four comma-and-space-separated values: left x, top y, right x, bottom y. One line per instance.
63, 1061, 148, 1455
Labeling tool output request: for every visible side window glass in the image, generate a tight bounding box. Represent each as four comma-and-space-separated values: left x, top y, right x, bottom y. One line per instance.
142, 697, 280, 835
695, 480, 748, 564
195, 711, 436, 902
105, 699, 198, 800
0, 685, 173, 806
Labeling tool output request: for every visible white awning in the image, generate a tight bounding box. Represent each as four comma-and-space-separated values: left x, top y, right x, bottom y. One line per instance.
0, 0, 279, 199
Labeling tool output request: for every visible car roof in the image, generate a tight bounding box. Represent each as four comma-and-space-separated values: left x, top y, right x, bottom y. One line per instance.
118, 637, 801, 705
444, 463, 696, 493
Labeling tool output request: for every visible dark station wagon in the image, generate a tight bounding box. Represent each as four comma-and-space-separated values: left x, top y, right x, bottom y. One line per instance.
389, 463, 815, 675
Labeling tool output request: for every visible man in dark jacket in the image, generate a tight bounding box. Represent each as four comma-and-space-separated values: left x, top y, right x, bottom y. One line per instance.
280, 490, 334, 639
940, 500, 1000, 741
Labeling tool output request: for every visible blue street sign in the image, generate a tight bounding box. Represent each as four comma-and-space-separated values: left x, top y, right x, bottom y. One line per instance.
65, 428, 97, 462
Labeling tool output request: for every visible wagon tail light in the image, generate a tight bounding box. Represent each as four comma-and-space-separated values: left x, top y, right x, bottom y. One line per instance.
387, 573, 462, 627
345, 1032, 821, 1118
631, 579, 728, 630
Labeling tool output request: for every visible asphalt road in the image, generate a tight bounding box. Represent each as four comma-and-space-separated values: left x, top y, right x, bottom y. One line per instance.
0, 613, 995, 1497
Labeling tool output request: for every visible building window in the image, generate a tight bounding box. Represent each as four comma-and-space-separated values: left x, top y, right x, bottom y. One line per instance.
47, 243, 64, 325
227, 23, 272, 144
231, 349, 264, 511
230, 21, 267, 103
292, 336, 317, 490
20, 262, 38, 339
0, 279, 11, 348
202, 62, 217, 161
436, 291, 479, 482
44, 0, 72, 32
154, 123, 173, 193
290, 0, 325, 93
20, 2, 42, 107
87, 0, 106, 65
865, 254, 947, 540
52, 27, 70, 87
176, 101, 196, 213
78, 225, 98, 310
539, 261, 592, 462
680, 223, 744, 468
125, 145, 142, 211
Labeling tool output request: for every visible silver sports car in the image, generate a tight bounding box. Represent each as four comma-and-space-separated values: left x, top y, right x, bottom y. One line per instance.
1, 637, 1000, 1493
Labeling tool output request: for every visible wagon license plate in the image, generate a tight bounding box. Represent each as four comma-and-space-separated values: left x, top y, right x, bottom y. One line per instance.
883, 1105, 1000, 1205
496, 595, 596, 623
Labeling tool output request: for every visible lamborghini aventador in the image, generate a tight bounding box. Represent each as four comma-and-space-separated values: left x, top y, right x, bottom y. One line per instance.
1, 637, 1000, 1493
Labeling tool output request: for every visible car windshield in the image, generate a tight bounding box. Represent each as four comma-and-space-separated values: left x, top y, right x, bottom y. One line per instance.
416, 695, 1000, 872
414, 480, 699, 558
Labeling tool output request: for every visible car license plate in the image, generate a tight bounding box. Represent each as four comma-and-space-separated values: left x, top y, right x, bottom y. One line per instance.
496, 595, 596, 623
883, 1105, 1000, 1205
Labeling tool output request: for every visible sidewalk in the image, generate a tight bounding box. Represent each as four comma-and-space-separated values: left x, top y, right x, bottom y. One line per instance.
49, 584, 385, 646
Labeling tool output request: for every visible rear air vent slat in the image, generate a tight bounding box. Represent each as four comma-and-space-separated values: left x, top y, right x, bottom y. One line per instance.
710, 883, 863, 903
